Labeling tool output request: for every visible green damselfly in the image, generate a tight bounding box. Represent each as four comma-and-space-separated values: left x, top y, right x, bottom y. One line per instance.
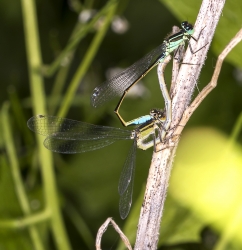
27, 109, 165, 219
91, 21, 206, 125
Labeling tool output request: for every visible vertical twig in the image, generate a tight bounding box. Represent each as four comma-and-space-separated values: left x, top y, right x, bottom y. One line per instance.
134, 1, 226, 249
20, 0, 71, 249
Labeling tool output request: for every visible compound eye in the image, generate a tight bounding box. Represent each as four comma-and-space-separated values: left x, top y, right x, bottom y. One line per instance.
181, 21, 192, 31
181, 21, 187, 27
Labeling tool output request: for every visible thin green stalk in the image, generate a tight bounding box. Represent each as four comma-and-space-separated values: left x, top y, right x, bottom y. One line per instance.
20, 0, 71, 249
44, 0, 117, 77
49, 63, 71, 114
2, 102, 44, 250
65, 203, 94, 250
49, 17, 90, 114
49, 19, 85, 114
0, 208, 51, 229
49, 22, 83, 113
219, 111, 242, 160
228, 111, 242, 145
57, 0, 118, 117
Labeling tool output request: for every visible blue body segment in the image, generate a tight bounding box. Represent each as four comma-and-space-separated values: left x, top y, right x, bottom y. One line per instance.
126, 115, 152, 126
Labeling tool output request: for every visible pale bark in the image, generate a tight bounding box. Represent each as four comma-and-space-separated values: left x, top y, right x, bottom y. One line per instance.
134, 1, 226, 249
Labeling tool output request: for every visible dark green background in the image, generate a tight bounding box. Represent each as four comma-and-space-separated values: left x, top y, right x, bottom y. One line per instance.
1, 0, 242, 249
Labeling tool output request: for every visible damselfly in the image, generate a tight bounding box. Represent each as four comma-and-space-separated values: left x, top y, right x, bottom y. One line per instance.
27, 109, 166, 219
91, 21, 206, 125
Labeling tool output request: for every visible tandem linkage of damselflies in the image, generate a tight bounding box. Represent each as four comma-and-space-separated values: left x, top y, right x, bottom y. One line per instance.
28, 21, 207, 219
27, 54, 171, 219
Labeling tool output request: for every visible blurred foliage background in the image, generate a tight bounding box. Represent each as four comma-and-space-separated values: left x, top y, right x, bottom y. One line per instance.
0, 0, 242, 249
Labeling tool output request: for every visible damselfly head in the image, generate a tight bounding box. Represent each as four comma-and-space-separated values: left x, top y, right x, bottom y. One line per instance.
181, 21, 193, 32
150, 109, 166, 121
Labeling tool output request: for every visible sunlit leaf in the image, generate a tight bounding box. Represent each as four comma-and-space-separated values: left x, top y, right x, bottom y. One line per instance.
169, 127, 242, 247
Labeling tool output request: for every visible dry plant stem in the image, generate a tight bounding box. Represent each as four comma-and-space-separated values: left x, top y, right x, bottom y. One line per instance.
171, 0, 226, 127
175, 27, 242, 135
96, 218, 132, 250
134, 1, 226, 249
134, 144, 177, 250
134, 54, 178, 250
170, 26, 182, 94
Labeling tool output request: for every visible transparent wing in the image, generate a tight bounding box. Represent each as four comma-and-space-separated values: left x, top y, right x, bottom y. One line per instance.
27, 115, 131, 139
27, 115, 132, 154
118, 139, 137, 196
44, 134, 122, 154
91, 43, 167, 107
118, 140, 137, 219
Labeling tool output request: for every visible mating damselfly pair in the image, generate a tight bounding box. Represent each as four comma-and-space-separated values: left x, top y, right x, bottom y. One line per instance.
28, 21, 206, 219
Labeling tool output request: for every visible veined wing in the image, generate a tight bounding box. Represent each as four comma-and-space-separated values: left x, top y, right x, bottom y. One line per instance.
27, 115, 132, 154
119, 139, 137, 219
27, 115, 131, 139
43, 133, 129, 154
91, 42, 167, 108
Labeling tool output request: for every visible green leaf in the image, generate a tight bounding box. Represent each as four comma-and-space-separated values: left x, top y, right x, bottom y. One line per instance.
169, 127, 242, 247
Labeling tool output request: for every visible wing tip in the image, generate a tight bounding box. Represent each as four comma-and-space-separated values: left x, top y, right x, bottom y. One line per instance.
27, 114, 46, 132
